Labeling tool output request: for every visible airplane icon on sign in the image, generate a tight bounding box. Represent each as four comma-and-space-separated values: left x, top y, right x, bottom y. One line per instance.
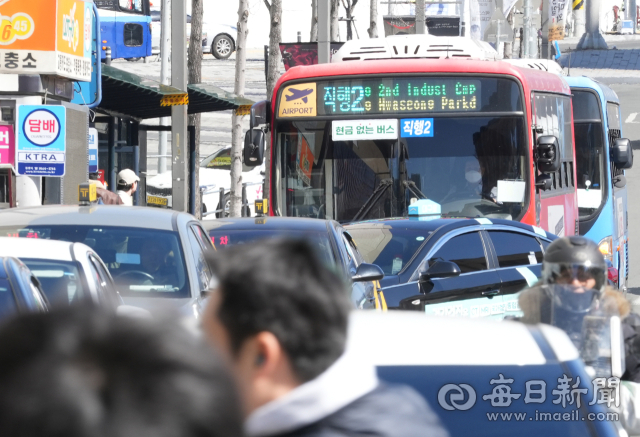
285, 88, 313, 103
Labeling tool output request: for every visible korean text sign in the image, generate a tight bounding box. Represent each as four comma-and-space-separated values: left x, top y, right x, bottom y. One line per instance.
0, 125, 14, 166
16, 105, 66, 177
0, 0, 91, 81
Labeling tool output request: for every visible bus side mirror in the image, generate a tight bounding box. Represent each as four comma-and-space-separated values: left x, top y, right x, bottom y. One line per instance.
250, 100, 270, 131
243, 129, 265, 167
611, 138, 633, 169
536, 135, 561, 173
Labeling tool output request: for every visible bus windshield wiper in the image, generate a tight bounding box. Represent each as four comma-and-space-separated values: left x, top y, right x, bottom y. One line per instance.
402, 180, 427, 200
352, 179, 393, 222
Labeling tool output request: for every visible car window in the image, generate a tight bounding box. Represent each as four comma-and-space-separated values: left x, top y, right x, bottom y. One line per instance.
191, 224, 214, 250
28, 277, 47, 311
0, 278, 18, 319
201, 149, 252, 173
489, 231, 544, 268
347, 227, 432, 276
540, 239, 551, 251
89, 255, 120, 309
341, 234, 359, 270
428, 232, 487, 274
187, 228, 213, 292
0, 226, 190, 299
21, 259, 88, 308
208, 229, 335, 267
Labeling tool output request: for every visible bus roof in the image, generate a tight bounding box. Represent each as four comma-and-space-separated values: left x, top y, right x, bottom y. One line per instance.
274, 59, 571, 98
565, 76, 620, 105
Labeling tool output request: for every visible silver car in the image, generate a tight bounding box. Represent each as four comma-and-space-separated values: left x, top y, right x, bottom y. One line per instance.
0, 205, 215, 318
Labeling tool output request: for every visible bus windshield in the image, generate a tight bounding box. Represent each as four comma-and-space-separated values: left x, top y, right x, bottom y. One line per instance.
572, 90, 606, 219
274, 77, 527, 222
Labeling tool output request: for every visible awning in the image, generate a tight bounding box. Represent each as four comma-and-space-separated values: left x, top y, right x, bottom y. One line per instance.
97, 64, 253, 120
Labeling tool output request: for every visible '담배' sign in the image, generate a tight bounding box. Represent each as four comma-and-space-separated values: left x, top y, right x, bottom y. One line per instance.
16, 105, 66, 177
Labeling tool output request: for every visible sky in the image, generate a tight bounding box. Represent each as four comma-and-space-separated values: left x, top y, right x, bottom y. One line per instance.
201, 0, 385, 49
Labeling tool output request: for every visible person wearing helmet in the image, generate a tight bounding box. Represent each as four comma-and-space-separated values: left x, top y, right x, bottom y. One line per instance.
518, 236, 623, 337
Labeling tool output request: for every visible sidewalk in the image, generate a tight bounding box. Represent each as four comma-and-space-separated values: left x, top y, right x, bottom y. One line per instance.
559, 49, 640, 75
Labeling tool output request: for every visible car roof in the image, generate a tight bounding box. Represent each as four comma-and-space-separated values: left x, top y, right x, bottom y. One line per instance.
0, 237, 91, 262
345, 217, 552, 238
347, 312, 578, 365
0, 205, 186, 231
203, 216, 333, 232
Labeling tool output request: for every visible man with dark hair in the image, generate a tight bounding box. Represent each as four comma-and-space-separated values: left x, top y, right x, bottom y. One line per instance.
203, 239, 448, 437
0, 307, 243, 437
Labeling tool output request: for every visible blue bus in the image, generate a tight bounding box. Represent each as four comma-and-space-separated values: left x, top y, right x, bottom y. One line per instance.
566, 77, 634, 290
95, 0, 152, 61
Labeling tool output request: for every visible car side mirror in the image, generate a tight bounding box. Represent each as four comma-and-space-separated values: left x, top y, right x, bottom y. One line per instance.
536, 135, 561, 173
250, 100, 270, 131
243, 128, 265, 167
351, 263, 384, 282
419, 260, 461, 281
535, 173, 553, 191
611, 138, 634, 169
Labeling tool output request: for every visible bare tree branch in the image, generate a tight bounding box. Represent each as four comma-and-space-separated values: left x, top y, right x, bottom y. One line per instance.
263, 0, 271, 10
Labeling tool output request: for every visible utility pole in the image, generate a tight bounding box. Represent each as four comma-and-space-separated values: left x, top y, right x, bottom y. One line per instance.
159, 0, 170, 174
171, 0, 188, 212
541, 0, 549, 58
416, 0, 426, 34
573, 0, 585, 36
577, 0, 608, 48
319, 0, 330, 63
523, 0, 530, 57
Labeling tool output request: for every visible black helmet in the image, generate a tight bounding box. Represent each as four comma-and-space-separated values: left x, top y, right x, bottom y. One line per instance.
541, 236, 606, 291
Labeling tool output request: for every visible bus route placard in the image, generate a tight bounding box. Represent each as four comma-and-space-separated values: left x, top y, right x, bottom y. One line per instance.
319, 78, 481, 116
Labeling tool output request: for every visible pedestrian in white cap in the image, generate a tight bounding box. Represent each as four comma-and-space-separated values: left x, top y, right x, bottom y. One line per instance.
116, 168, 140, 206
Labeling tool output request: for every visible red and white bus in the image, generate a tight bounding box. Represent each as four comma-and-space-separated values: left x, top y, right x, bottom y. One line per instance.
245, 41, 577, 235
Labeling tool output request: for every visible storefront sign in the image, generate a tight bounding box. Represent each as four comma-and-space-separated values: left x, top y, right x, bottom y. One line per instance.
16, 105, 66, 177
0, 125, 14, 166
88, 127, 97, 173
0, 0, 91, 81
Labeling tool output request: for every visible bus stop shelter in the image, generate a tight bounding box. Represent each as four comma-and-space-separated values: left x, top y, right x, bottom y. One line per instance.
94, 65, 253, 214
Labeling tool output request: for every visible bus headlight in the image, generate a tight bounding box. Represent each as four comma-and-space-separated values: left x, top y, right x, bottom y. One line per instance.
598, 236, 613, 262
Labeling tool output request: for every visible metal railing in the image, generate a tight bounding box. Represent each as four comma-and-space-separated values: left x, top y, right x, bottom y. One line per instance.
202, 181, 262, 218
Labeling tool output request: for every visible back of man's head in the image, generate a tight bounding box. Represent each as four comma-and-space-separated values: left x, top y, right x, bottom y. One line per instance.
207, 238, 351, 383
0, 307, 243, 437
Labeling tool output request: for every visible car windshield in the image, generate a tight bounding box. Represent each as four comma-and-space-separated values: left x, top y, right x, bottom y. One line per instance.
0, 279, 17, 320
274, 77, 527, 222
208, 229, 335, 266
346, 226, 432, 275
0, 226, 190, 299
572, 90, 606, 219
21, 259, 88, 307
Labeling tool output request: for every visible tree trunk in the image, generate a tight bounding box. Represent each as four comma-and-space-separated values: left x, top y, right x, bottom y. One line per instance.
264, 0, 281, 203
311, 0, 318, 41
187, 0, 203, 218
368, 0, 378, 37
331, 0, 340, 41
230, 0, 249, 218
342, 0, 356, 40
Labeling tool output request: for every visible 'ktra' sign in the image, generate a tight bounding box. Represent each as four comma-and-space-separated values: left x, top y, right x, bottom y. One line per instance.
0, 125, 14, 166
16, 105, 66, 177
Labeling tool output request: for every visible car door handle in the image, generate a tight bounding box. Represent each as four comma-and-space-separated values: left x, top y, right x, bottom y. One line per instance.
482, 290, 499, 297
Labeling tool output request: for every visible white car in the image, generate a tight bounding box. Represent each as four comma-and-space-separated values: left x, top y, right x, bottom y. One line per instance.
0, 237, 123, 311
146, 146, 265, 219
150, 10, 237, 59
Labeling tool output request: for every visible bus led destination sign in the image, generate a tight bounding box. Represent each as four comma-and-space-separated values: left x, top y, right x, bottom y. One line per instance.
319, 78, 481, 115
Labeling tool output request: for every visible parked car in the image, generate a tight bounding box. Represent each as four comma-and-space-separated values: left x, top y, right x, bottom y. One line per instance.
150, 10, 237, 59
0, 256, 47, 321
0, 237, 122, 311
146, 146, 264, 219
0, 205, 215, 318
349, 311, 620, 437
203, 217, 385, 309
345, 218, 556, 317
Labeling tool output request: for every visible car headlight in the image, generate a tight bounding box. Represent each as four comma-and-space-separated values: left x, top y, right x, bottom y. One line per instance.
598, 236, 613, 262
